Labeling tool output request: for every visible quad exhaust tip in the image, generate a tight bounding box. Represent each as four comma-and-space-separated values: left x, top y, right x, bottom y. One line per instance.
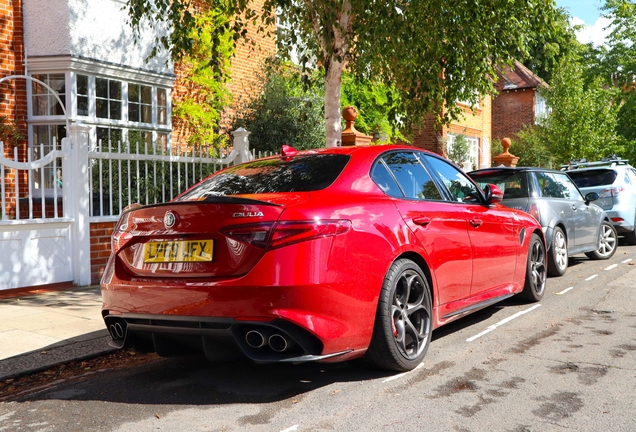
109, 322, 125, 340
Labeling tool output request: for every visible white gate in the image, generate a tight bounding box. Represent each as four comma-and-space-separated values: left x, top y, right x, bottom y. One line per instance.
1, 74, 259, 291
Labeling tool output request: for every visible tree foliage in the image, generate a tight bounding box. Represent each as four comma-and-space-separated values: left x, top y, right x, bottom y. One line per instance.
228, 60, 325, 153
447, 134, 471, 167
126, 0, 562, 147
171, 9, 234, 146
513, 58, 621, 167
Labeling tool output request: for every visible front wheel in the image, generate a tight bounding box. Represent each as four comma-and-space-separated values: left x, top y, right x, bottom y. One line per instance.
364, 259, 432, 372
547, 226, 568, 277
518, 233, 547, 303
585, 221, 617, 260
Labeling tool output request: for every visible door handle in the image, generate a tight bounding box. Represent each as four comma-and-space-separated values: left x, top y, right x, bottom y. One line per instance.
469, 219, 483, 227
413, 216, 431, 226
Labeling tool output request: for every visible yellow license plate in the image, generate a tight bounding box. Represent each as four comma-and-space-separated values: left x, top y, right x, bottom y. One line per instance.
143, 240, 214, 263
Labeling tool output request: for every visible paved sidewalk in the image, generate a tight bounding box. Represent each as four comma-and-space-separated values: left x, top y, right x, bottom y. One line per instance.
0, 285, 115, 381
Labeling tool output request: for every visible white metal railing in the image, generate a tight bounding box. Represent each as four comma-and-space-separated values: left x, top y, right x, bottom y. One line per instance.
0, 138, 70, 221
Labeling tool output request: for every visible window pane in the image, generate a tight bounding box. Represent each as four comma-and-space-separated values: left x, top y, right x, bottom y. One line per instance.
109, 81, 121, 100
129, 84, 140, 102
382, 152, 443, 200
110, 101, 122, 120
32, 95, 48, 116
371, 159, 404, 197
77, 75, 88, 95
141, 86, 152, 104
158, 107, 167, 125
78, 95, 89, 116
424, 155, 480, 203
535, 172, 565, 198
141, 105, 152, 123
96, 78, 108, 98
157, 88, 166, 106
96, 99, 108, 119
129, 103, 139, 122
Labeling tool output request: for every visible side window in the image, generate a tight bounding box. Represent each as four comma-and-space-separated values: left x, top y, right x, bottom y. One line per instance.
370, 159, 404, 198
535, 172, 567, 199
380, 152, 443, 200
423, 155, 480, 203
625, 168, 636, 185
554, 173, 583, 201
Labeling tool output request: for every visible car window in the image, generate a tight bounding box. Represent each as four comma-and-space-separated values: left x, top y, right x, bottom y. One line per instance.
567, 169, 618, 188
470, 171, 528, 199
422, 155, 480, 203
554, 173, 583, 201
534, 172, 581, 200
370, 158, 404, 198
379, 152, 443, 200
176, 154, 350, 199
628, 168, 636, 184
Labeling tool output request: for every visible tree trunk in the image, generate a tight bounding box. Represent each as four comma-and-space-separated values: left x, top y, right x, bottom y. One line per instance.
324, 57, 345, 148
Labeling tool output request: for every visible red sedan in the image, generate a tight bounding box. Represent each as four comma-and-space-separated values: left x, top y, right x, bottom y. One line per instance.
101, 145, 546, 371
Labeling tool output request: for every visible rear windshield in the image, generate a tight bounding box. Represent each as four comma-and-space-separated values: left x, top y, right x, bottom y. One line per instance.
567, 169, 617, 188
469, 171, 529, 199
176, 154, 350, 199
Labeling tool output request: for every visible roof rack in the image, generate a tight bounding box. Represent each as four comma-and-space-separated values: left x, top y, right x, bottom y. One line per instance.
560, 155, 630, 170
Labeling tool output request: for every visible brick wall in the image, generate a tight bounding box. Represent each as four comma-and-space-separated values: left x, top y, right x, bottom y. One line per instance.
90, 221, 116, 285
171, 0, 276, 145
492, 88, 535, 143
411, 95, 493, 167
1, 0, 27, 217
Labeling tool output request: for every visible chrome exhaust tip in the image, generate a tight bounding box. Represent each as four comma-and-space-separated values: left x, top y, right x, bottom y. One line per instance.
109, 322, 125, 340
268, 334, 288, 352
245, 330, 267, 348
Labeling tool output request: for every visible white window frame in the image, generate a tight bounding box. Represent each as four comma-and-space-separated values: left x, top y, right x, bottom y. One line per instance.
27, 65, 173, 197
447, 133, 480, 170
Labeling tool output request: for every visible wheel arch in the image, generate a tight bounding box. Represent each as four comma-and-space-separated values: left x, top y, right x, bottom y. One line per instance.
394, 251, 435, 309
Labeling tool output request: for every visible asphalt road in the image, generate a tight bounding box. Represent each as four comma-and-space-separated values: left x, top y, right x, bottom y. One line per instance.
2, 243, 635, 432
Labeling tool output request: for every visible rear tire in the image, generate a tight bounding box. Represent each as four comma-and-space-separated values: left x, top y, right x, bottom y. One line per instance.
585, 221, 617, 260
547, 226, 568, 277
365, 259, 432, 372
518, 233, 547, 303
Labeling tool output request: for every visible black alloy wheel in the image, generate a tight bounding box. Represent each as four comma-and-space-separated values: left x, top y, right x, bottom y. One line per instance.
365, 259, 432, 372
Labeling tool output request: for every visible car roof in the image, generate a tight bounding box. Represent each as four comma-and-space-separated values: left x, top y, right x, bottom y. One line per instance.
468, 166, 564, 176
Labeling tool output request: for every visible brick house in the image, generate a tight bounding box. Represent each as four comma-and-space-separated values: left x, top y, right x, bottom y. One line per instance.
0, 0, 274, 286
492, 60, 548, 143
411, 95, 493, 170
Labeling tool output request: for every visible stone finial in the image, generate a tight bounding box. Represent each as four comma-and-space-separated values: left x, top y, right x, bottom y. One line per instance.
341, 106, 373, 146
492, 137, 519, 167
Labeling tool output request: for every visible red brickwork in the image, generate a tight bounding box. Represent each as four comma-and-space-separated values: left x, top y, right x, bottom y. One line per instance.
171, 0, 276, 145
492, 88, 535, 142
90, 221, 116, 285
1, 0, 27, 217
411, 95, 492, 168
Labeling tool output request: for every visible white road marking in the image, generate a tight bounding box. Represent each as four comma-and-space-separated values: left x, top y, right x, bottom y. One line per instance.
556, 287, 574, 295
466, 304, 542, 342
622, 258, 633, 264
604, 264, 618, 271
280, 426, 299, 432
585, 274, 598, 281
382, 362, 424, 383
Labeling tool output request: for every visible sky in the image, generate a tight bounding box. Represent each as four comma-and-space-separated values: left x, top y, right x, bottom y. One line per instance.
554, 0, 612, 46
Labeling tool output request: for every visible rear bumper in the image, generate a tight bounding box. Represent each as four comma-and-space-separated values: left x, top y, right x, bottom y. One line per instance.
101, 245, 383, 361
103, 313, 354, 363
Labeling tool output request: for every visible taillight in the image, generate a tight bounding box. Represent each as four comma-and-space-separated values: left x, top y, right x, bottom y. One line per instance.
599, 186, 625, 198
611, 217, 624, 223
221, 220, 352, 250
527, 203, 541, 223
111, 216, 134, 254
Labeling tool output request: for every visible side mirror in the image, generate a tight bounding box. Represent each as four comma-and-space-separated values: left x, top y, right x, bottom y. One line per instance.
585, 191, 599, 204
484, 184, 503, 204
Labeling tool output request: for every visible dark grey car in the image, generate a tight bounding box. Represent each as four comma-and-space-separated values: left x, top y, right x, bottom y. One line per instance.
469, 167, 617, 276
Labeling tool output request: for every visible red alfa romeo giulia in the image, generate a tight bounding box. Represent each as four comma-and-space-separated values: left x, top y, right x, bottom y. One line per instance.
101, 144, 547, 371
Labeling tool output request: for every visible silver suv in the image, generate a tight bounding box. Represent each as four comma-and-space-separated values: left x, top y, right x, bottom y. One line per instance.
469, 167, 617, 277
564, 157, 636, 245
